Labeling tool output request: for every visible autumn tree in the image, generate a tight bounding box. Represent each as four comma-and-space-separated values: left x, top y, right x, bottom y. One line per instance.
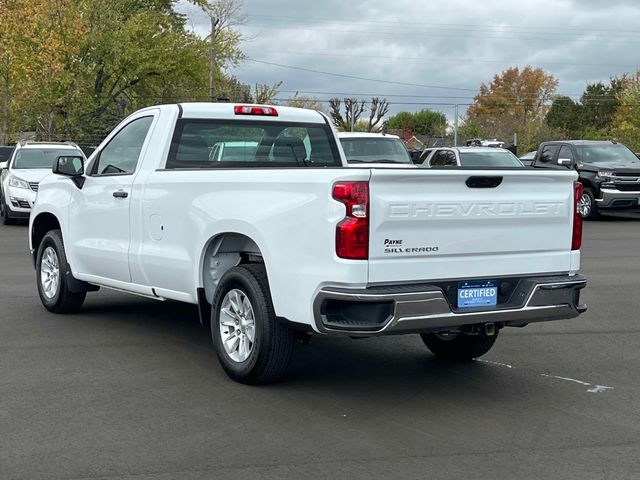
612, 70, 640, 150
0, 0, 81, 143
466, 66, 558, 150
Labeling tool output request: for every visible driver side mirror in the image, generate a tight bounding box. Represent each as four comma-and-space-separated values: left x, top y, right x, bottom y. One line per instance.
54, 155, 85, 188
557, 158, 573, 167
0, 161, 7, 170
54, 155, 84, 176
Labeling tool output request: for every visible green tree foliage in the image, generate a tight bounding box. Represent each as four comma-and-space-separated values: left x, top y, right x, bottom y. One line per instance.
580, 80, 623, 134
612, 71, 640, 151
545, 96, 582, 137
386, 109, 447, 136
0, 0, 246, 145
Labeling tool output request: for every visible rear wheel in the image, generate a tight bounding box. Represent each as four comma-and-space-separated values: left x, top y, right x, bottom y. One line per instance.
211, 264, 295, 384
578, 188, 600, 220
36, 230, 86, 313
421, 331, 498, 361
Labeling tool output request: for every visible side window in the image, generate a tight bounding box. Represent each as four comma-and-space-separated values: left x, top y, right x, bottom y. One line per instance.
430, 150, 447, 166
538, 145, 560, 164
430, 150, 456, 167
93, 116, 153, 175
558, 145, 574, 162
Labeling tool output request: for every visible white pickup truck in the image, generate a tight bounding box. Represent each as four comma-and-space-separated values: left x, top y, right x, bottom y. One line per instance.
29, 103, 587, 384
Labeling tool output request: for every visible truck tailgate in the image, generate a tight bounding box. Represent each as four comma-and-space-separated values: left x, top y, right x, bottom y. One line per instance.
368, 169, 578, 284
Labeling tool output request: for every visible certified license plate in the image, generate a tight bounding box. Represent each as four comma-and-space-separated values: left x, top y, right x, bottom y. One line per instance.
458, 280, 498, 308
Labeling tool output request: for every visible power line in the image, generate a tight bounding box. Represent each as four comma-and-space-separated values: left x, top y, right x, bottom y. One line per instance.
245, 59, 478, 91
241, 23, 640, 45
247, 14, 640, 36
246, 50, 639, 69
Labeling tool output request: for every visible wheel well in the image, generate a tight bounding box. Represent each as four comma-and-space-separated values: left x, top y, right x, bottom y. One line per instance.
31, 213, 61, 263
202, 233, 263, 305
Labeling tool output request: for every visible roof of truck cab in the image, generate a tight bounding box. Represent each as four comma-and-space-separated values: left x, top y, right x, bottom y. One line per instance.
337, 132, 401, 139
542, 140, 617, 145
176, 103, 328, 124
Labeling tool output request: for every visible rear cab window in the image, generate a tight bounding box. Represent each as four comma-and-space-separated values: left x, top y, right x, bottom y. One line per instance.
165, 120, 342, 169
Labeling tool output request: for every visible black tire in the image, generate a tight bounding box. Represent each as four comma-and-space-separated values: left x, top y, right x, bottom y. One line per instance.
579, 188, 600, 221
211, 264, 295, 385
421, 331, 498, 361
1, 196, 16, 225
36, 229, 86, 313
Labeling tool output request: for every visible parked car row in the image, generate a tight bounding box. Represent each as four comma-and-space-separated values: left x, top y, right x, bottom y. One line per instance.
0, 141, 86, 225
338, 134, 639, 221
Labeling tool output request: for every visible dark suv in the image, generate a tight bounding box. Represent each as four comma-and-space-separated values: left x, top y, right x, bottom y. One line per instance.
533, 140, 640, 219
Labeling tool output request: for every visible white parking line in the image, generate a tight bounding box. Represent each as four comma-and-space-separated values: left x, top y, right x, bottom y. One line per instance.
476, 359, 514, 369
475, 359, 614, 393
540, 373, 614, 393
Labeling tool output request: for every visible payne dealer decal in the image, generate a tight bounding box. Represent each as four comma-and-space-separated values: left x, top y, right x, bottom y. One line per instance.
383, 239, 439, 254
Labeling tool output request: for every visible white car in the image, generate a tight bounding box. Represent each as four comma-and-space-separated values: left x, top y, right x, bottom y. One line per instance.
338, 132, 416, 167
420, 147, 524, 168
29, 103, 586, 384
0, 141, 85, 225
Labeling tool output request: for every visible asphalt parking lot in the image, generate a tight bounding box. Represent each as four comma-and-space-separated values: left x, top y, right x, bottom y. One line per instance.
1, 219, 640, 480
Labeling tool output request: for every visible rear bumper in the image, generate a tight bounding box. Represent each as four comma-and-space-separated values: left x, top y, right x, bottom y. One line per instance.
313, 274, 587, 336
596, 188, 640, 210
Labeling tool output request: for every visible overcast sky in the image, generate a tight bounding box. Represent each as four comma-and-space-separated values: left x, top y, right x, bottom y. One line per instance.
175, 0, 640, 120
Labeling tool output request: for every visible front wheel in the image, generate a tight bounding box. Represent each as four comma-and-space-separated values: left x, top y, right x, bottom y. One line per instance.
421, 331, 498, 361
211, 264, 295, 384
1, 196, 16, 225
578, 188, 600, 220
36, 230, 86, 313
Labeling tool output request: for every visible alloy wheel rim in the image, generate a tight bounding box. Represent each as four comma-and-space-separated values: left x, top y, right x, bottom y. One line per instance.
219, 288, 256, 363
40, 246, 60, 299
578, 193, 591, 217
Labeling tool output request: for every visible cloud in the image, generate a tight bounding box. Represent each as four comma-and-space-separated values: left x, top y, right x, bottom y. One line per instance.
175, 0, 640, 120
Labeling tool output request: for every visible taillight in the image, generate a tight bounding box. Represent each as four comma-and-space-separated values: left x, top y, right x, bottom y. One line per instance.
332, 181, 369, 260
572, 181, 583, 250
234, 105, 278, 116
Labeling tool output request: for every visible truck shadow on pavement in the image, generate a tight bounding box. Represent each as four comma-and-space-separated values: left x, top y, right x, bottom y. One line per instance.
78, 293, 525, 399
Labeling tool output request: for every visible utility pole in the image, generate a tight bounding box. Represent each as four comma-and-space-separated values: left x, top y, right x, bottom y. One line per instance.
208, 16, 219, 103
453, 104, 459, 147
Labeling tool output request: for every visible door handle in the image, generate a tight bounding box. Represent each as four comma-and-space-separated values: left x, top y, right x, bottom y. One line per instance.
112, 190, 129, 199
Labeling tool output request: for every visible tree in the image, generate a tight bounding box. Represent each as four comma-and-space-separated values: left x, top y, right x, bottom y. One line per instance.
198, 0, 246, 102
580, 80, 624, 134
387, 109, 447, 136
466, 66, 558, 150
253, 81, 282, 104
0, 0, 81, 143
329, 98, 365, 132
329, 97, 389, 132
612, 70, 640, 151
366, 97, 390, 132
545, 96, 582, 137
287, 92, 325, 112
